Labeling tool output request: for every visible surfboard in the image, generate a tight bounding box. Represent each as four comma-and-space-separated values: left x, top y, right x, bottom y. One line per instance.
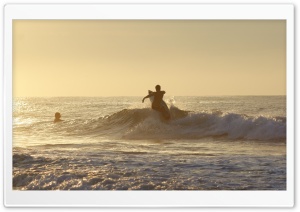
148, 90, 171, 120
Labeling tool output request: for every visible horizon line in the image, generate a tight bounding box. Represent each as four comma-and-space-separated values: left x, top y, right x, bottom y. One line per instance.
13, 94, 287, 98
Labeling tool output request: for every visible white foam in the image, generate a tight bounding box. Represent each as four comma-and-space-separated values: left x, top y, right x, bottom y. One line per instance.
124, 110, 286, 141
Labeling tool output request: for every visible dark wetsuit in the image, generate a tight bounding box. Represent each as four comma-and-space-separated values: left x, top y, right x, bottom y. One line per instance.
151, 91, 165, 111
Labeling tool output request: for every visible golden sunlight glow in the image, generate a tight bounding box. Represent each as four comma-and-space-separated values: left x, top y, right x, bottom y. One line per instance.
13, 20, 286, 97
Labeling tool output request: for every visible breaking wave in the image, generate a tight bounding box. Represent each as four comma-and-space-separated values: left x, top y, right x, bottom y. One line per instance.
15, 107, 286, 141
71, 107, 286, 141
122, 108, 286, 141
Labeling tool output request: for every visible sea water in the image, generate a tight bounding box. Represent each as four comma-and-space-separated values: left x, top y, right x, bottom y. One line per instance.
13, 96, 286, 190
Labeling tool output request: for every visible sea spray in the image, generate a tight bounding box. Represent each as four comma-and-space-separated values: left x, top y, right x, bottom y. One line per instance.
123, 109, 285, 141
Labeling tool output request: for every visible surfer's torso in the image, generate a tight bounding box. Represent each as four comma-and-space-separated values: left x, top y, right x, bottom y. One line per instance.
151, 91, 165, 110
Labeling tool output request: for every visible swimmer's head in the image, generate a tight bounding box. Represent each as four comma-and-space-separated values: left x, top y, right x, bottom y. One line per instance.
55, 112, 61, 119
155, 85, 161, 91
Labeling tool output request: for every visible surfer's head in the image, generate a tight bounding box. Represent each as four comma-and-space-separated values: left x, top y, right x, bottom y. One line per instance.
55, 112, 61, 119
155, 85, 161, 91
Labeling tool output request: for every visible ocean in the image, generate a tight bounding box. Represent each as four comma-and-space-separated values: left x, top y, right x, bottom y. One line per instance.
13, 96, 286, 190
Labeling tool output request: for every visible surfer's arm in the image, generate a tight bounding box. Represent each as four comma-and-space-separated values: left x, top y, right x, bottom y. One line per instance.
142, 93, 153, 103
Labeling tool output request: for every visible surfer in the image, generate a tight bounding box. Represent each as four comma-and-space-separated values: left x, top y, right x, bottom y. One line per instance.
54, 112, 63, 123
142, 85, 167, 112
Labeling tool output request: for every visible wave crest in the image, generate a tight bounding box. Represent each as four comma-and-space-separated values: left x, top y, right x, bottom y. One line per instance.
17, 107, 286, 141
93, 107, 285, 141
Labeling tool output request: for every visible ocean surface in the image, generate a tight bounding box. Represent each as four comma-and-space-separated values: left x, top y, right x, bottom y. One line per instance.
13, 96, 286, 190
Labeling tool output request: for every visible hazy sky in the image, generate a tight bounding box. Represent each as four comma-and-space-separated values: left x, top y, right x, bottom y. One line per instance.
13, 20, 286, 97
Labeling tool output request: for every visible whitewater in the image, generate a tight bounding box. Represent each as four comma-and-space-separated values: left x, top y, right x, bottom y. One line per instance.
13, 96, 286, 190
